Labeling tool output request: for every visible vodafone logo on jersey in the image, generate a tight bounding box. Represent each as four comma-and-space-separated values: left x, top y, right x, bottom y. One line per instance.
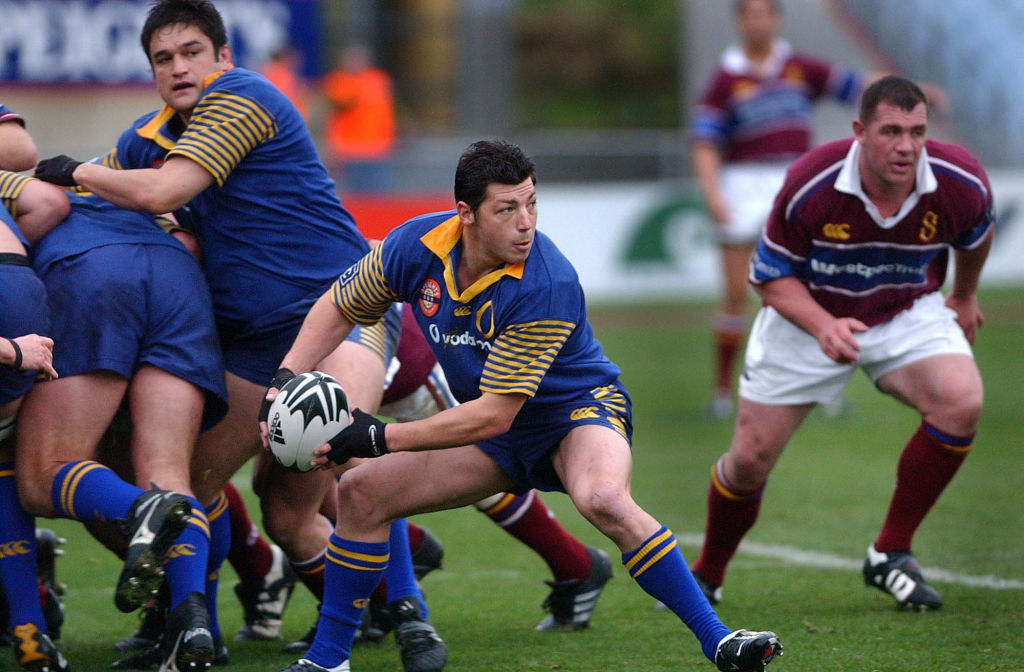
418, 279, 441, 317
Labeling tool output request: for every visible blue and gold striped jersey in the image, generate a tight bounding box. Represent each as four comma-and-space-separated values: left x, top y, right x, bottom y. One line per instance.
108, 67, 368, 324
330, 210, 622, 408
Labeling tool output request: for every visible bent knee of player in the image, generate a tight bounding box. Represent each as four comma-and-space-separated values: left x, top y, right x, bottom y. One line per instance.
335, 467, 391, 528
16, 465, 58, 516
260, 498, 311, 549
725, 428, 783, 487
572, 481, 635, 532
923, 377, 984, 435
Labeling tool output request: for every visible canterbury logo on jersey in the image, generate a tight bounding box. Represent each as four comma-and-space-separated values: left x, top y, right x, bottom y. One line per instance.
352, 598, 369, 609
453, 306, 471, 316
823, 222, 851, 240
168, 544, 198, 558
0, 540, 31, 557
570, 407, 600, 421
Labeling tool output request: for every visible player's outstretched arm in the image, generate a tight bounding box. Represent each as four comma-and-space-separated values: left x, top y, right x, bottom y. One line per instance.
313, 391, 526, 467
35, 155, 213, 214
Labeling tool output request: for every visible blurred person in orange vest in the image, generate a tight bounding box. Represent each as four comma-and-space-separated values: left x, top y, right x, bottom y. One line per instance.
323, 43, 396, 193
261, 44, 309, 121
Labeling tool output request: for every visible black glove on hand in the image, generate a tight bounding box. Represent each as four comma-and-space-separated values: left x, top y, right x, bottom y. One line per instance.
258, 367, 296, 424
34, 155, 83, 187
325, 409, 389, 465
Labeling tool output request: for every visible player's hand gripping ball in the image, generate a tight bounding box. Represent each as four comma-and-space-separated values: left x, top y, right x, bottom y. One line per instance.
266, 371, 350, 472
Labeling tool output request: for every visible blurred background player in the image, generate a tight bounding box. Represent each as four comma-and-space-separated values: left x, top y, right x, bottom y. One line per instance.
322, 43, 397, 193
691, 0, 863, 418
33, 2, 445, 670
691, 76, 993, 611
690, 0, 944, 419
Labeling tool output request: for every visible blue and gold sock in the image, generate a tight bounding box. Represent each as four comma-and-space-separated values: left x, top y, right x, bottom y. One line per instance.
306, 533, 388, 668
165, 495, 209, 611
382, 518, 426, 614
203, 491, 231, 641
0, 463, 46, 632
623, 525, 730, 661
50, 460, 141, 522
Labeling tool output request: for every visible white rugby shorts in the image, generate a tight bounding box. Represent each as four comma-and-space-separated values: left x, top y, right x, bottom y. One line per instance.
716, 163, 787, 244
739, 292, 973, 405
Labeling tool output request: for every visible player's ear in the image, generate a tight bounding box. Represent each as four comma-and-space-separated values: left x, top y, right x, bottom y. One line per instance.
456, 201, 474, 227
218, 44, 233, 67
852, 119, 866, 142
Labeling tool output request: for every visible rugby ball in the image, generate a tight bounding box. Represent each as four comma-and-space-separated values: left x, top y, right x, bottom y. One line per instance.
267, 371, 350, 472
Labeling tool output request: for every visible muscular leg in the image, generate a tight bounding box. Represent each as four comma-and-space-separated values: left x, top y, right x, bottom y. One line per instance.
190, 372, 266, 506
692, 399, 813, 588
873, 354, 982, 551
298, 447, 511, 669
551, 425, 731, 663
16, 372, 128, 516
0, 422, 50, 647
128, 365, 209, 612
129, 365, 203, 494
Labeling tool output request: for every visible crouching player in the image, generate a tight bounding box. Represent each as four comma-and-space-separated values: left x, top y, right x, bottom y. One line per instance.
263, 140, 782, 672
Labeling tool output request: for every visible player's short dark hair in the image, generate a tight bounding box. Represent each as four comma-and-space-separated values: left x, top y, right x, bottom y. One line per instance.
859, 75, 928, 124
454, 140, 536, 211
141, 0, 228, 60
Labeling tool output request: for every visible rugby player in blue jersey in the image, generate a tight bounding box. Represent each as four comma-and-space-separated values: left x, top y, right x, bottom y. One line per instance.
33, 3, 443, 669
0, 165, 67, 672
9, 175, 229, 671
262, 139, 783, 672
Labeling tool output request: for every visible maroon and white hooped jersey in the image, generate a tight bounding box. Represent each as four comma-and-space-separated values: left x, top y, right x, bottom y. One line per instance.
690, 39, 863, 164
750, 137, 994, 327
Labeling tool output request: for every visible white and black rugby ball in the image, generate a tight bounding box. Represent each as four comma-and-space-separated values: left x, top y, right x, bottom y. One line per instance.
267, 371, 350, 473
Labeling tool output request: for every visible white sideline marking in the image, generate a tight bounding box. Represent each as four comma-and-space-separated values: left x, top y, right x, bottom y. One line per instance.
675, 533, 1024, 591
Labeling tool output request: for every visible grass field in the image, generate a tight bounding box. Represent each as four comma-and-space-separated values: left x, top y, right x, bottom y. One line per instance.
34, 288, 1024, 672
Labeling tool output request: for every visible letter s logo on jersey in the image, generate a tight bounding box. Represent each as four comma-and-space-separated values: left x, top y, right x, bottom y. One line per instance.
919, 211, 938, 242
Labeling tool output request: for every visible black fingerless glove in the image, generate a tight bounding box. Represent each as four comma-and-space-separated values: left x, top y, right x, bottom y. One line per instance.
258, 367, 296, 423
324, 409, 389, 464
34, 155, 83, 187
